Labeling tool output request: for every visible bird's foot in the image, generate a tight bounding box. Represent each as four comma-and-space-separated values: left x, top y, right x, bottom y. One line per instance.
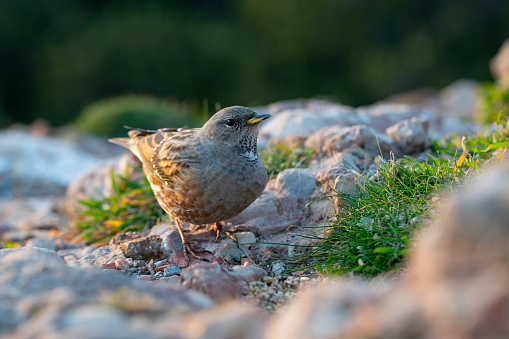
174, 218, 210, 266
213, 222, 239, 246
181, 239, 210, 266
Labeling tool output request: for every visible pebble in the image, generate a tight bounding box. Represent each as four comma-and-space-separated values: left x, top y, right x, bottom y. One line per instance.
216, 243, 244, 264
115, 259, 130, 271
163, 265, 181, 277
153, 259, 168, 268
271, 261, 285, 276
243, 275, 306, 312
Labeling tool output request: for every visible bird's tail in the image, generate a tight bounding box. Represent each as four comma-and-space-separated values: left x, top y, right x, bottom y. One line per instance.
108, 126, 156, 150
108, 136, 133, 150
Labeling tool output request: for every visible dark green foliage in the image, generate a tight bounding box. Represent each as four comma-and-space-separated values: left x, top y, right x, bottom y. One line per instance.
74, 95, 196, 137
1, 0, 509, 125
71, 167, 167, 245
260, 143, 316, 179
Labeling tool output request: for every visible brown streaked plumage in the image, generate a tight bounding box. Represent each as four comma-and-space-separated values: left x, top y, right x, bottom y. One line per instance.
109, 106, 270, 262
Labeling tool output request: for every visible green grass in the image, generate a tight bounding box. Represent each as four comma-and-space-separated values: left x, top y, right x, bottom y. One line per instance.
69, 166, 167, 245
289, 154, 465, 277
260, 143, 316, 179
432, 113, 509, 165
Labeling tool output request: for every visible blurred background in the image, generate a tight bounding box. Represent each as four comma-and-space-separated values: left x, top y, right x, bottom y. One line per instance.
1, 0, 508, 135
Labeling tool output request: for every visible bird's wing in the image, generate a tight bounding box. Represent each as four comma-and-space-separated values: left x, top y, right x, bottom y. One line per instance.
148, 129, 201, 188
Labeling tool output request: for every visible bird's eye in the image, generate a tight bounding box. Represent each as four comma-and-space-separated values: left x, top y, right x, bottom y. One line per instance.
226, 119, 236, 127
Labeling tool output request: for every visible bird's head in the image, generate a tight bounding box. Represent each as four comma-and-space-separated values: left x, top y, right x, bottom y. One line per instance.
199, 106, 270, 152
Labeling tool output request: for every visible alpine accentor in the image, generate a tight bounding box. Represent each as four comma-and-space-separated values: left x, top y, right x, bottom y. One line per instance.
109, 106, 270, 261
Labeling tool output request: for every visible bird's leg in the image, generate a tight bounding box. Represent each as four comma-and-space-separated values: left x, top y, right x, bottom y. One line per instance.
174, 219, 208, 265
213, 222, 239, 245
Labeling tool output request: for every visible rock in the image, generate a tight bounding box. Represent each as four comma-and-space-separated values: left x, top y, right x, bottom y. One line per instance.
271, 261, 285, 276
216, 243, 244, 264
77, 245, 127, 268
438, 79, 480, 119
0, 246, 64, 261
114, 258, 130, 271
333, 172, 360, 195
108, 231, 141, 246
407, 159, 509, 337
491, 39, 509, 88
386, 117, 431, 154
322, 124, 394, 157
263, 283, 365, 338
309, 197, 336, 218
259, 105, 362, 140
25, 237, 58, 251
161, 230, 184, 252
43, 305, 150, 339
357, 103, 437, 132
0, 249, 212, 337
181, 262, 244, 302
229, 265, 268, 284
234, 232, 257, 251
182, 302, 267, 339
170, 250, 220, 268
304, 125, 349, 150
163, 265, 181, 277
148, 223, 173, 236
0, 197, 67, 231
310, 154, 360, 192
240, 215, 300, 236
275, 169, 316, 200
228, 191, 280, 224
120, 235, 164, 260
0, 130, 99, 198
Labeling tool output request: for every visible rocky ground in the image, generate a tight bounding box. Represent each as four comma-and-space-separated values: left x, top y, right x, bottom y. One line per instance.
1, 76, 509, 338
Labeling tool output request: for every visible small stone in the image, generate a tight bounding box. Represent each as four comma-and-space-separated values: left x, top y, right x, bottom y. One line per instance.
322, 124, 394, 157
163, 265, 181, 277
275, 168, 317, 200
216, 243, 244, 264
386, 117, 431, 154
170, 250, 220, 268
161, 230, 183, 252
153, 259, 168, 268
228, 191, 280, 224
234, 232, 257, 251
120, 235, 164, 260
115, 259, 130, 271
229, 265, 268, 283
101, 262, 116, 270
272, 261, 285, 276
181, 262, 244, 302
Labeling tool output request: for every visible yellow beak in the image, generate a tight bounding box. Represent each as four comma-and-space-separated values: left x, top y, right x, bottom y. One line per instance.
247, 113, 271, 125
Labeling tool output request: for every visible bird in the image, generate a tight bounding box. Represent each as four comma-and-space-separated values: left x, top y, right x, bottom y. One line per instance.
109, 106, 270, 263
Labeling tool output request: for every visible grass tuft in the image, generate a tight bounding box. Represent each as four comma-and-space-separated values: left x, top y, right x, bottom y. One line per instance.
69, 166, 166, 245
288, 154, 473, 277
260, 143, 316, 179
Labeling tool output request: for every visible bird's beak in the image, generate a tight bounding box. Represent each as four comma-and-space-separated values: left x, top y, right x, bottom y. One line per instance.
247, 113, 271, 125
